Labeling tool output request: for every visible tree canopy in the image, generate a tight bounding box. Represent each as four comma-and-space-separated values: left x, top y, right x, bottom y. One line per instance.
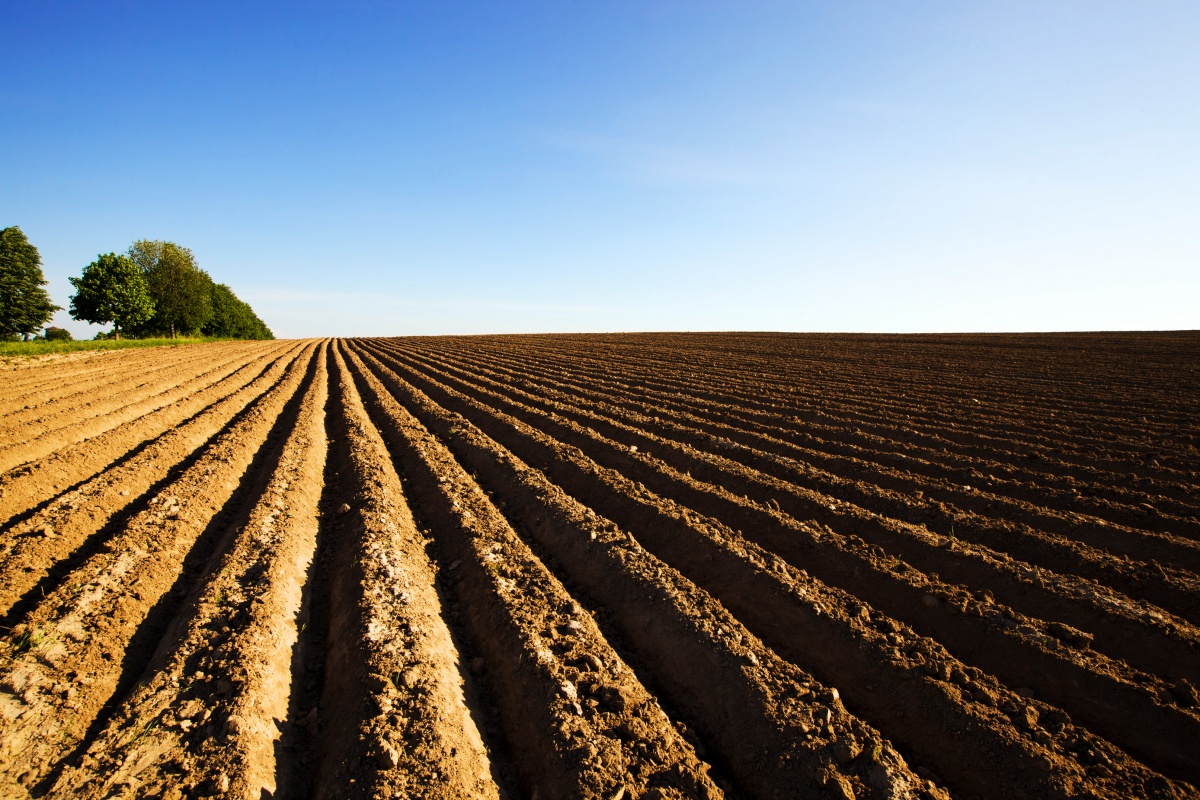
127, 240, 212, 338
204, 282, 274, 339
69, 253, 155, 339
59, 236, 272, 341
0, 226, 61, 341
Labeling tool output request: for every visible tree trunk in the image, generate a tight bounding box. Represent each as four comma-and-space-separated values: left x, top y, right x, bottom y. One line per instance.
171, 323, 175, 339
114, 324, 121, 341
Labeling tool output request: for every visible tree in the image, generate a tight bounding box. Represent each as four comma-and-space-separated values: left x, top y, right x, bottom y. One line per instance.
203, 282, 274, 340
0, 226, 61, 341
127, 240, 213, 338
69, 253, 155, 339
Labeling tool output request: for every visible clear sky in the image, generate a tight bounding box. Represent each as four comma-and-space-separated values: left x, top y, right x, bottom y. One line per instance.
3, 2, 1197, 338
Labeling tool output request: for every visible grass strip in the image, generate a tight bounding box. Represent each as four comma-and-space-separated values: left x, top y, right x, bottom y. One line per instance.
0, 337, 239, 359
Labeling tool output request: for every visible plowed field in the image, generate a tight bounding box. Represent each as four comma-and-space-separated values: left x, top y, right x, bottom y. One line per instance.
1, 332, 1197, 800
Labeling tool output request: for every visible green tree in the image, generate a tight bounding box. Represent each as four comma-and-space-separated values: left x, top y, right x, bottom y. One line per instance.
69, 253, 155, 339
0, 226, 61, 341
203, 282, 274, 340
127, 240, 213, 338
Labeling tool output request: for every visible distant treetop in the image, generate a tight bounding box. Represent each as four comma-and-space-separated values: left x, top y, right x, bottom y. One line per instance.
0, 226, 61, 341
69, 253, 155, 340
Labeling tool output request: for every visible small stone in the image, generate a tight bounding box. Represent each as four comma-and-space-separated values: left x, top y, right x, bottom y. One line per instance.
560, 681, 578, 700
177, 699, 205, 720
400, 668, 420, 688
1017, 706, 1039, 730
470, 657, 486, 675
377, 741, 402, 769
339, 503, 352, 514
608, 785, 626, 800
825, 687, 840, 703
17, 770, 37, 787
921, 595, 939, 608
224, 715, 245, 737
816, 707, 833, 725
215, 772, 230, 794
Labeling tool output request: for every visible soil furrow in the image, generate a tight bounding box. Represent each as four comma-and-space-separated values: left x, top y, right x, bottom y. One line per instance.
463, 334, 1197, 476
47, 342, 330, 799
0, 341, 306, 528
343, 342, 724, 800
0, 345, 225, 415
391, 340, 1190, 566
0, 344, 316, 796
289, 344, 498, 800
408, 341, 1200, 534
0, 332, 1194, 799
0, 340, 262, 441
0, 342, 274, 468
371, 343, 1200, 781
452, 346, 1200, 609
418, 338, 1199, 512
355, 341, 1197, 800
0, 345, 310, 625
370, 342, 1200, 684
0, 345, 264, 425
350, 342, 939, 800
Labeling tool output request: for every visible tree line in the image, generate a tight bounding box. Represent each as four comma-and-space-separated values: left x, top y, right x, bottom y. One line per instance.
1, 226, 272, 341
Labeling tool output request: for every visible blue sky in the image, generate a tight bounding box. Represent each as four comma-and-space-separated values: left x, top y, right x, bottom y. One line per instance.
3, 2, 1197, 337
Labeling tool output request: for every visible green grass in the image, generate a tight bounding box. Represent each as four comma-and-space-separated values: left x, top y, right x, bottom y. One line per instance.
0, 336, 233, 359
10, 627, 45, 655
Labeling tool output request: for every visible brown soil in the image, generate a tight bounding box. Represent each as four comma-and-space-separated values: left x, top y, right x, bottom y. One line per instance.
0, 332, 1196, 800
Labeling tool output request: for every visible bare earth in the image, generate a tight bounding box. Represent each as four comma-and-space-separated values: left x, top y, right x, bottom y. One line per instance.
0, 332, 1197, 800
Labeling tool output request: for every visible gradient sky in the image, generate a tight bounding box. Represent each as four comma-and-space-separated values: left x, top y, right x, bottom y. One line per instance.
3, 2, 1197, 338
